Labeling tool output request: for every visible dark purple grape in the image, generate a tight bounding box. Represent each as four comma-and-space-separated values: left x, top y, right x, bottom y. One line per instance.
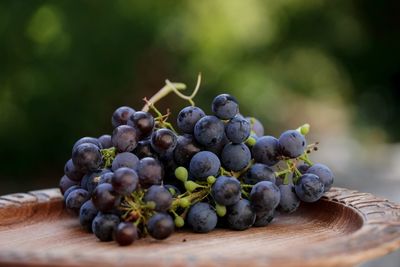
143, 185, 172, 212
252, 136, 280, 166
189, 151, 220, 180
59, 175, 80, 195
278, 184, 300, 213
63, 185, 81, 200
114, 222, 139, 246
72, 143, 102, 172
64, 159, 84, 182
194, 115, 225, 147
133, 139, 157, 159
297, 164, 310, 174
128, 111, 154, 138
111, 152, 139, 171
177, 106, 205, 134
243, 163, 276, 185
137, 157, 163, 189
187, 202, 217, 233
151, 128, 177, 153
211, 176, 241, 206
79, 200, 98, 232
306, 163, 334, 192
99, 172, 114, 184
212, 94, 239, 120
112, 106, 135, 128
295, 173, 324, 202
112, 167, 139, 196
72, 137, 102, 151
81, 169, 111, 194
65, 188, 90, 215
92, 213, 120, 241
204, 133, 229, 157
92, 183, 121, 212
173, 134, 202, 167
221, 143, 251, 172
98, 135, 112, 149
225, 115, 251, 144
147, 213, 174, 240
245, 117, 265, 137
249, 181, 280, 212
112, 125, 139, 152
227, 199, 256, 230
278, 130, 307, 158
253, 210, 274, 227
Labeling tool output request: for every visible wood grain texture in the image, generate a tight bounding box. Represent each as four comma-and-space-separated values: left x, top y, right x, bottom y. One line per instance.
0, 187, 399, 267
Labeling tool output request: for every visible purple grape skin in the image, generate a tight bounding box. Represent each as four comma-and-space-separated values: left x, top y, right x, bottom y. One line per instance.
294, 173, 325, 203
173, 134, 202, 167
64, 159, 85, 182
245, 117, 265, 137
249, 181, 281, 212
137, 157, 163, 189
59, 175, 80, 195
211, 176, 241, 206
98, 135, 112, 149
112, 106, 135, 128
212, 94, 239, 120
151, 128, 177, 153
128, 111, 154, 138
177, 106, 206, 134
252, 136, 280, 166
112, 167, 139, 196
72, 143, 102, 172
187, 202, 218, 233
92, 183, 121, 212
65, 188, 90, 215
72, 137, 103, 151
147, 213, 174, 240
225, 115, 251, 144
306, 163, 334, 192
221, 143, 251, 172
278, 184, 300, 213
114, 222, 139, 246
111, 125, 139, 152
79, 200, 98, 232
143, 185, 173, 212
92, 213, 120, 242
133, 139, 157, 159
253, 210, 274, 227
189, 151, 221, 180
243, 163, 276, 185
226, 199, 256, 231
194, 115, 225, 147
111, 152, 139, 171
278, 130, 307, 158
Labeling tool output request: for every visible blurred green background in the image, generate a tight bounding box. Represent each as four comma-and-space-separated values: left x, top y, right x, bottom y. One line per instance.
0, 0, 399, 193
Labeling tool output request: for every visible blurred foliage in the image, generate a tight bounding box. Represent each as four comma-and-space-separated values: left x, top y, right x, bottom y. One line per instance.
0, 0, 399, 193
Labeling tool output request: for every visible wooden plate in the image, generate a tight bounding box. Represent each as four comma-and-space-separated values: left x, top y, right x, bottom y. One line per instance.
0, 187, 399, 267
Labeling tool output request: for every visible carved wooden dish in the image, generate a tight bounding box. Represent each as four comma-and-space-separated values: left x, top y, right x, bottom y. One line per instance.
0, 187, 399, 267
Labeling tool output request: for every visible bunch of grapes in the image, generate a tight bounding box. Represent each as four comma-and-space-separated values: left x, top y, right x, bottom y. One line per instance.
59, 77, 334, 246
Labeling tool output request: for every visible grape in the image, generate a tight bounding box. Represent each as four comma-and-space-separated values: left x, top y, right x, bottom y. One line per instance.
65, 188, 90, 215
278, 184, 300, 213
245, 117, 264, 137
92, 183, 121, 212
72, 137, 103, 151
112, 167, 139, 196
92, 213, 120, 241
158, 151, 179, 180
137, 157, 163, 189
306, 163, 334, 192
59, 175, 80, 195
164, 184, 181, 198
112, 106, 135, 128
133, 139, 156, 159
173, 134, 202, 167
225, 115, 251, 144
226, 199, 256, 230
128, 111, 154, 138
212, 94, 239, 120
98, 134, 112, 149
147, 213, 174, 240
221, 143, 251, 172
151, 128, 177, 153
249, 181, 280, 212
295, 173, 325, 202
111, 152, 139, 171
112, 125, 139, 152
297, 164, 310, 174
253, 210, 274, 227
63, 185, 81, 199
194, 115, 225, 147
278, 130, 307, 158
64, 159, 84, 182
187, 202, 217, 233
189, 151, 220, 180
143, 185, 172, 212
204, 133, 229, 156
243, 163, 276, 185
114, 222, 139, 246
79, 200, 98, 232
177, 106, 205, 134
211, 176, 241, 206
252, 136, 280, 166
99, 172, 114, 184
72, 143, 102, 172
81, 169, 111, 194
